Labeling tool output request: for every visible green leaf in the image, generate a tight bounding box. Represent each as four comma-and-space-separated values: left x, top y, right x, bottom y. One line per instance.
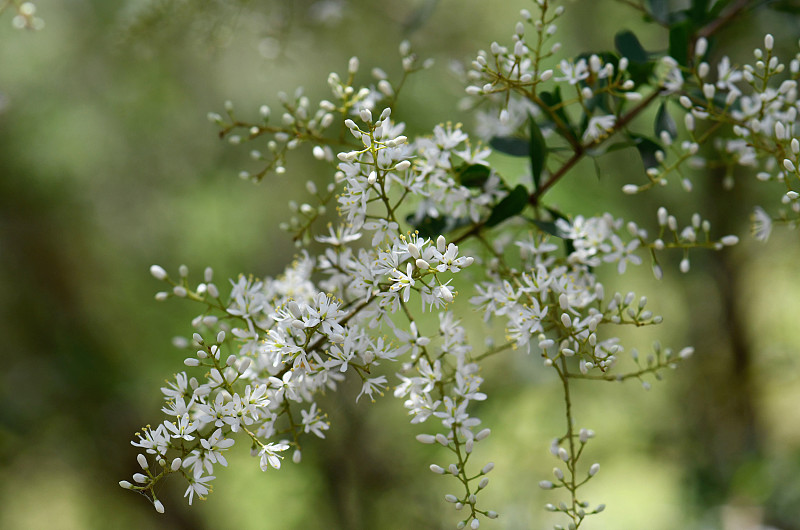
614, 30, 648, 64
606, 140, 638, 153
647, 0, 670, 23
629, 133, 662, 169
708, 0, 734, 18
592, 157, 602, 181
489, 136, 529, 157
668, 20, 691, 66
690, 0, 711, 22
486, 185, 529, 227
529, 219, 561, 238
457, 164, 492, 188
769, 0, 800, 14
539, 88, 577, 143
655, 102, 678, 139
406, 212, 447, 239
529, 116, 547, 191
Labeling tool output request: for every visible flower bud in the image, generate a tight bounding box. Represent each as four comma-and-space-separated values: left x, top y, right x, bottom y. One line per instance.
150, 265, 168, 280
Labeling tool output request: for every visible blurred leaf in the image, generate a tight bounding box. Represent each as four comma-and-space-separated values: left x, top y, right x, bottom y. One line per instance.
406, 212, 447, 238
691, 0, 711, 22
607, 140, 638, 152
647, 0, 670, 22
669, 20, 692, 66
539, 207, 576, 254
709, 0, 735, 17
655, 102, 678, 139
629, 133, 662, 169
529, 219, 561, 237
615, 30, 648, 64
489, 136, 529, 157
403, 0, 440, 35
486, 185, 529, 227
585, 140, 635, 158
457, 164, 492, 188
769, 0, 800, 13
529, 116, 547, 190
592, 157, 603, 180
539, 87, 577, 143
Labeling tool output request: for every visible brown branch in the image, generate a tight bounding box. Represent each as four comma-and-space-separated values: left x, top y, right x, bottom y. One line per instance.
529, 88, 663, 206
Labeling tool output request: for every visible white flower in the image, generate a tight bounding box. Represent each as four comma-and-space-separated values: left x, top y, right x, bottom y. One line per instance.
200, 428, 235, 467
582, 114, 616, 143
184, 473, 215, 505
555, 58, 589, 85
751, 206, 772, 242
259, 442, 290, 471
389, 263, 415, 302
357, 376, 388, 402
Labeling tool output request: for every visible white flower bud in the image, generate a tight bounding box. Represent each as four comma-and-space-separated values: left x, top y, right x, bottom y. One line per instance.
416, 434, 436, 444
476, 428, 491, 441
695, 37, 708, 57
430, 464, 445, 474
293, 450, 302, 464
133, 473, 148, 483
684, 113, 695, 132
137, 454, 148, 469
589, 463, 600, 476
348, 56, 359, 74
622, 184, 639, 194
207, 283, 219, 298
765, 34, 774, 51
171, 458, 182, 471
153, 500, 165, 514
150, 265, 168, 280
119, 480, 133, 489
482, 462, 495, 474
680, 258, 690, 273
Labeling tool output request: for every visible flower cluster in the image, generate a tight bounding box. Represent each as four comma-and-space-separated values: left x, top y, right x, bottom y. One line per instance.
122, 0, 798, 527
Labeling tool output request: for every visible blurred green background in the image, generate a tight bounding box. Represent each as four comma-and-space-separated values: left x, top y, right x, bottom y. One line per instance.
1, 0, 800, 528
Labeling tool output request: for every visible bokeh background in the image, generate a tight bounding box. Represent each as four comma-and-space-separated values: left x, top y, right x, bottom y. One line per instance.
1, 0, 800, 528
